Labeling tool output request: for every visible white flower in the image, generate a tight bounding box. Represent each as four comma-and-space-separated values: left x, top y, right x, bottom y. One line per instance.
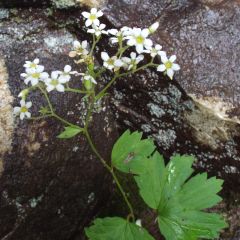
83, 75, 97, 84
21, 68, 49, 86
87, 24, 108, 37
101, 52, 123, 71
69, 40, 89, 58
122, 52, 144, 70
146, 44, 163, 58
44, 71, 67, 92
157, 53, 180, 79
82, 8, 103, 27
57, 65, 75, 82
121, 26, 132, 36
108, 28, 121, 44
148, 22, 159, 34
14, 100, 32, 120
23, 58, 43, 70
125, 28, 153, 53
108, 27, 132, 44
83, 74, 97, 90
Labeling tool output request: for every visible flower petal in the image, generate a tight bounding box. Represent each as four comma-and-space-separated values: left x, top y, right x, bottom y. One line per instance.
93, 19, 100, 26
56, 84, 65, 92
172, 63, 180, 71
13, 107, 21, 114
114, 59, 123, 67
33, 58, 40, 64
36, 65, 44, 72
96, 10, 103, 17
169, 55, 176, 63
40, 72, 49, 79
142, 28, 149, 38
31, 78, 39, 86
73, 40, 80, 48
157, 64, 166, 72
101, 52, 109, 61
136, 44, 144, 54
91, 8, 97, 14
51, 71, 59, 79
167, 69, 174, 79
46, 85, 54, 92
82, 12, 90, 18
144, 38, 153, 47
85, 19, 92, 27
64, 65, 71, 73
26, 101, 32, 108
20, 112, 25, 120
161, 53, 168, 63
25, 112, 31, 118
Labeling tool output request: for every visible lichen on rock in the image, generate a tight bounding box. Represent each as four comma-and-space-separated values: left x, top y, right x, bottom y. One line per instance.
185, 95, 240, 150
0, 58, 14, 176
77, 0, 105, 8
51, 0, 77, 9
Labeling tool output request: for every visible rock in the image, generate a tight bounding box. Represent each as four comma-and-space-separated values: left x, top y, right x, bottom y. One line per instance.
0, 9, 117, 240
1, 1, 240, 239
0, 0, 50, 7
0, 0, 80, 8
99, 0, 240, 190
97, 0, 240, 238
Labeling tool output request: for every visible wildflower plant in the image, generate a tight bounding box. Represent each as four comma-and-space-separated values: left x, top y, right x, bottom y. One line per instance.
14, 7, 227, 240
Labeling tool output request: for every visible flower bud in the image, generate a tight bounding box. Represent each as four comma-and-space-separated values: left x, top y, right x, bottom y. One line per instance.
149, 22, 159, 34
18, 89, 29, 100
84, 79, 93, 90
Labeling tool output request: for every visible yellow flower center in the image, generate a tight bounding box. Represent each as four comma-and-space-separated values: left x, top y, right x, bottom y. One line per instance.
30, 63, 37, 68
136, 36, 144, 44
51, 79, 59, 86
89, 14, 96, 20
107, 58, 114, 66
31, 73, 40, 78
77, 47, 83, 53
21, 106, 28, 113
165, 61, 173, 69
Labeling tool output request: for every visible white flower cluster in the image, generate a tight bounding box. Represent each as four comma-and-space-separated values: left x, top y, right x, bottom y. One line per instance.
79, 8, 180, 79
14, 8, 181, 120
14, 59, 93, 120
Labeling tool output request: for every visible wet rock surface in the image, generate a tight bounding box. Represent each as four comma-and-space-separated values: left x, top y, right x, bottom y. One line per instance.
0, 0, 50, 8
103, 0, 240, 112
101, 0, 240, 238
0, 9, 117, 240
0, 0, 239, 239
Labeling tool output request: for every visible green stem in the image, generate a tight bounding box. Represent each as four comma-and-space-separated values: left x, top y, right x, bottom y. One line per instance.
38, 85, 54, 113
84, 129, 135, 221
38, 85, 78, 127
65, 88, 89, 94
83, 93, 135, 220
95, 61, 156, 100
90, 35, 100, 56
30, 114, 52, 120
52, 113, 78, 127
95, 73, 119, 100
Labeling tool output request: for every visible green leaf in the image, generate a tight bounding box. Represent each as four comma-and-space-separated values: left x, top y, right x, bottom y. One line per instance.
111, 130, 155, 174
57, 126, 82, 139
134, 152, 165, 209
85, 217, 154, 240
134, 154, 227, 239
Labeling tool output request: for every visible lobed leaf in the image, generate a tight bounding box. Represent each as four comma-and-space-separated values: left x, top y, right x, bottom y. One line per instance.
85, 217, 154, 240
111, 130, 155, 174
111, 130, 227, 239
